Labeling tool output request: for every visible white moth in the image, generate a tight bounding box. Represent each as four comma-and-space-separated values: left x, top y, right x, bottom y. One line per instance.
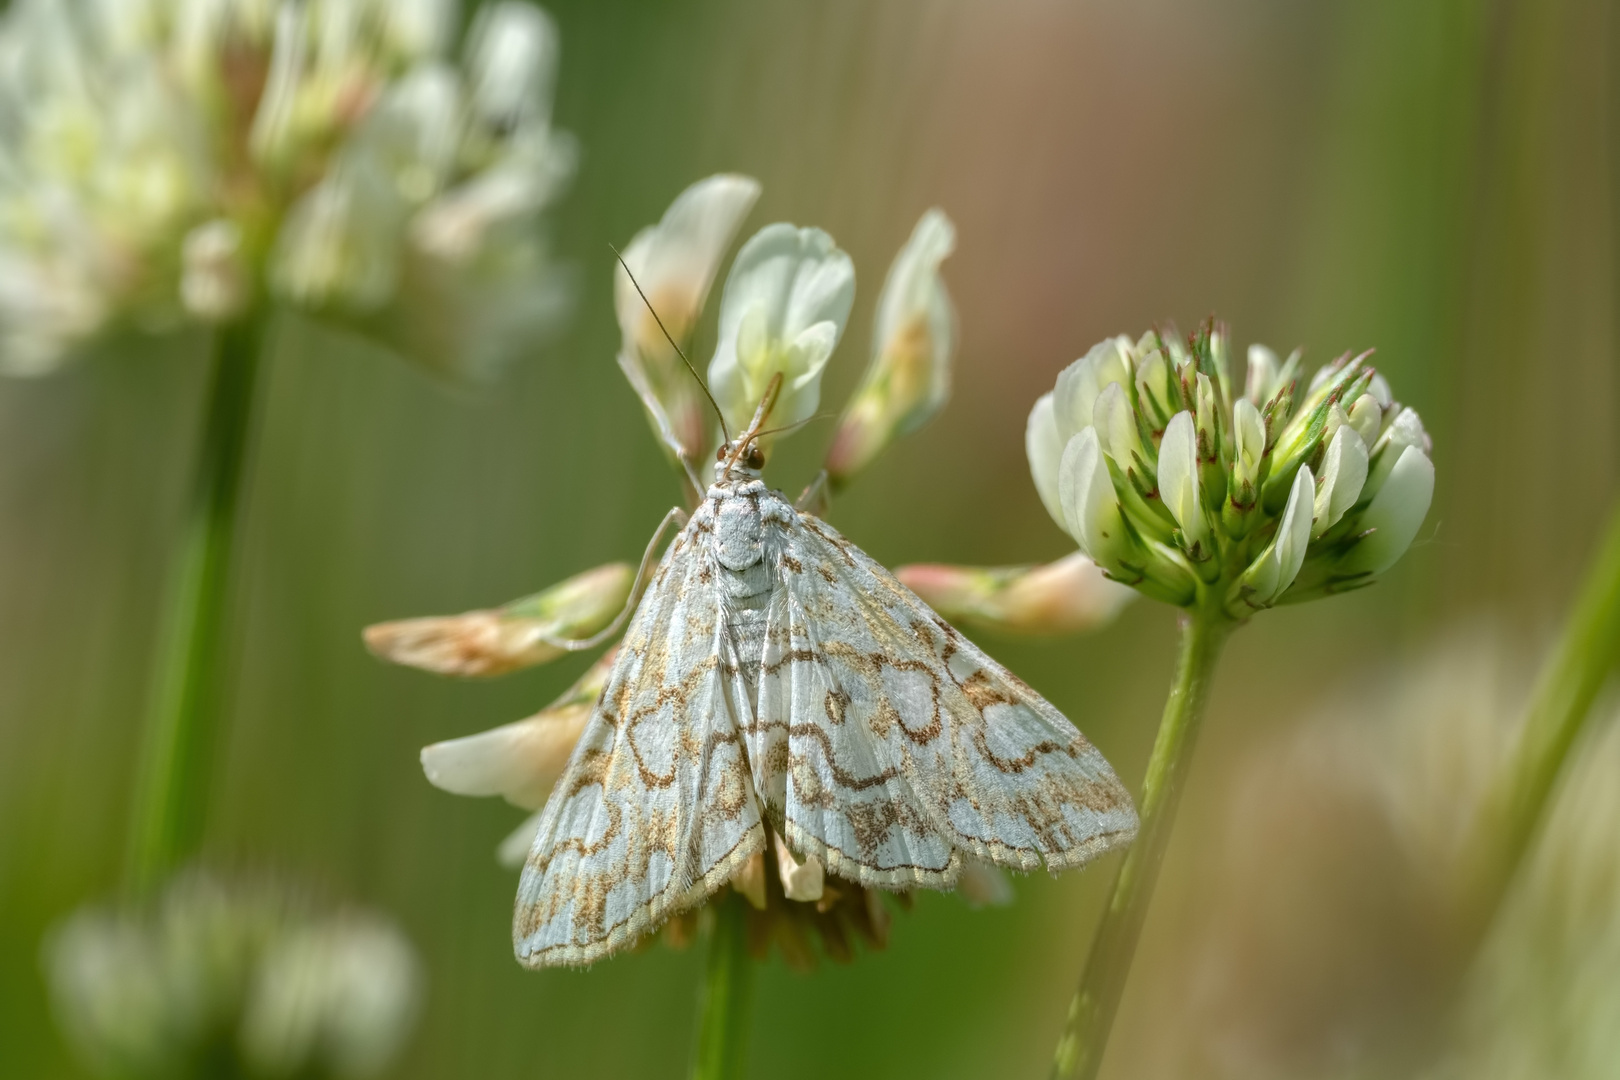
513, 400, 1138, 967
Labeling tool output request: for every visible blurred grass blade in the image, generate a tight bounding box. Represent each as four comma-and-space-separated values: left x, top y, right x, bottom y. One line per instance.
1461, 502, 1620, 937
125, 314, 267, 892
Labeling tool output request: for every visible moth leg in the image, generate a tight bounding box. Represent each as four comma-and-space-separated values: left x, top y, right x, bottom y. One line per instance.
536, 505, 689, 652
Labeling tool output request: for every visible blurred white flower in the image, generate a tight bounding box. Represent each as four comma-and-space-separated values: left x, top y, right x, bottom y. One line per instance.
45, 872, 421, 1080
615, 174, 761, 466
824, 208, 956, 484
0, 0, 575, 378
241, 916, 422, 1079
707, 223, 855, 440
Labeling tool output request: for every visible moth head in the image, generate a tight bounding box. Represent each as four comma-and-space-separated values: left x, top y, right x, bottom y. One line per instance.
717, 437, 767, 476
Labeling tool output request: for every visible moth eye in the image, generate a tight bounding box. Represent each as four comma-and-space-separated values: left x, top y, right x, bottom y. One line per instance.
745, 444, 765, 469
716, 444, 729, 462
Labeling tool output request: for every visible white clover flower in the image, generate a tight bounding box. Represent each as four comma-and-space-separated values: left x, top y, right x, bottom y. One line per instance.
241, 916, 422, 1078
45, 872, 421, 1080
825, 208, 956, 484
707, 222, 855, 440
0, 0, 574, 378
1026, 322, 1435, 615
615, 174, 761, 466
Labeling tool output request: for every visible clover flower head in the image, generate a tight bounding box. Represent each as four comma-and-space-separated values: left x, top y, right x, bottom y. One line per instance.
45, 872, 421, 1080
0, 0, 574, 378
1027, 322, 1434, 615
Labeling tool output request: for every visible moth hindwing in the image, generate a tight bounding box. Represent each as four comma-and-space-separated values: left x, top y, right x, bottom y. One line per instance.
514, 470, 1137, 968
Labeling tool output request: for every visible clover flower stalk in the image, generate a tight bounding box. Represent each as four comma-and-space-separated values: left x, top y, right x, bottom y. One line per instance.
0, 0, 577, 889
373, 185, 1052, 1080
1032, 324, 1435, 1079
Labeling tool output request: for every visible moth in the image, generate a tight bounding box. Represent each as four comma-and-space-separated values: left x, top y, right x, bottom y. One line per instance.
513, 387, 1139, 968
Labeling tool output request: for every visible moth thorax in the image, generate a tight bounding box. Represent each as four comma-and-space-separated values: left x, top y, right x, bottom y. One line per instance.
715, 496, 764, 571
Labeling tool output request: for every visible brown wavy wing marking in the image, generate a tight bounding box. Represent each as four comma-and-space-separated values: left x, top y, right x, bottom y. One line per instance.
513, 515, 765, 969
752, 504, 1138, 890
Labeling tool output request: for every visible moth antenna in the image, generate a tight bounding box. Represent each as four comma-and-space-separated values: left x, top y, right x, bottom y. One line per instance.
752, 411, 832, 441
721, 373, 783, 476
611, 244, 731, 447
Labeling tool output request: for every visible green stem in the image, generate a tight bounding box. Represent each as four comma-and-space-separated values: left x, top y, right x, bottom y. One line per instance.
689, 893, 755, 1080
125, 314, 267, 894
1459, 503, 1620, 938
1052, 611, 1231, 1080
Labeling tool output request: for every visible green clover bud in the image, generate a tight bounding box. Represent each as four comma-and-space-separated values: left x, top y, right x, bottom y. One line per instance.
1027, 322, 1434, 618
708, 223, 855, 441
825, 208, 957, 485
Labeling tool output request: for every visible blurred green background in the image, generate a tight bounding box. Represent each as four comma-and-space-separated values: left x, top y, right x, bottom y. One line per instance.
1, 0, 1614, 1077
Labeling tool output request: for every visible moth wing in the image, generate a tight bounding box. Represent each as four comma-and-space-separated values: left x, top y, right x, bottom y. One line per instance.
756, 513, 1137, 889
514, 527, 764, 968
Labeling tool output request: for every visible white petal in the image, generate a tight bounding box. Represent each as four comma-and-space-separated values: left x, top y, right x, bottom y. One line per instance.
1313, 425, 1369, 536
1275, 464, 1315, 594
1233, 397, 1265, 478
1157, 411, 1206, 545
497, 810, 545, 869
956, 858, 1015, 908
1347, 393, 1382, 447
1244, 344, 1278, 403
1053, 338, 1131, 439
1026, 393, 1066, 530
419, 704, 590, 809
614, 174, 760, 353
1339, 446, 1434, 576
1092, 381, 1143, 469
869, 208, 955, 415
773, 832, 825, 902
708, 223, 854, 435
464, 2, 557, 130
1059, 427, 1126, 566
1365, 406, 1430, 497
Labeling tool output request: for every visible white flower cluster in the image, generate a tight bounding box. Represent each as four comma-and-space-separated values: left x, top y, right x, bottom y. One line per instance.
45, 873, 421, 1079
0, 0, 573, 377
1027, 325, 1435, 615
615, 174, 956, 482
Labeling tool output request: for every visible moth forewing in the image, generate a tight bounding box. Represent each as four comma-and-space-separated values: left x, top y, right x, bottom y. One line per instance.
512, 515, 766, 969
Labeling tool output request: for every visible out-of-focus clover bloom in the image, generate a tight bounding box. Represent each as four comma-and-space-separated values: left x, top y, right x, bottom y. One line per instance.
895, 551, 1135, 636
1026, 324, 1434, 615
707, 223, 855, 441
616, 174, 761, 466
825, 208, 956, 485
0, 0, 575, 378
45, 872, 421, 1080
363, 562, 631, 677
